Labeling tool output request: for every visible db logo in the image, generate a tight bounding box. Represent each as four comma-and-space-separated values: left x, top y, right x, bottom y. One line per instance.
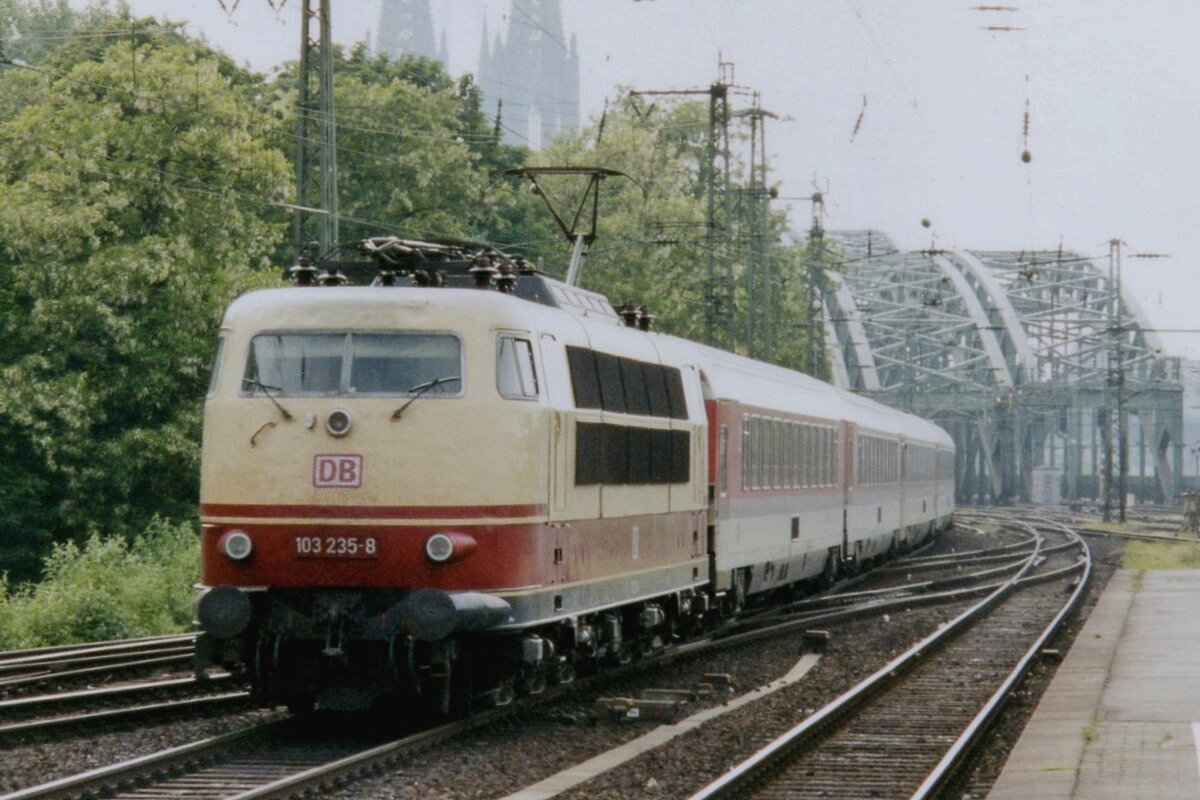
313, 454, 363, 488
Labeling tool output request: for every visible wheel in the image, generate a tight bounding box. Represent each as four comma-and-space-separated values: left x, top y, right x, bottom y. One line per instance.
517, 665, 547, 696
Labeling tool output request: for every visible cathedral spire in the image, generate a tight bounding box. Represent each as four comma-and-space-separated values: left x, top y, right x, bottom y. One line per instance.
476, 0, 579, 148
376, 0, 437, 61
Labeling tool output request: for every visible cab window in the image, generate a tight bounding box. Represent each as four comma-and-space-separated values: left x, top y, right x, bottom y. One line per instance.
497, 336, 539, 399
243, 332, 462, 396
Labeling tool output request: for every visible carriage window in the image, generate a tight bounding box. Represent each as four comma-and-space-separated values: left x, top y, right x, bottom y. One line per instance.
741, 417, 752, 491
772, 419, 782, 489
243, 332, 461, 396
719, 424, 729, 495
747, 417, 758, 489
497, 336, 539, 399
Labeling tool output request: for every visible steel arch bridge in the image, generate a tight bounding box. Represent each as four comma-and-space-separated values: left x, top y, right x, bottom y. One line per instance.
824, 230, 1184, 506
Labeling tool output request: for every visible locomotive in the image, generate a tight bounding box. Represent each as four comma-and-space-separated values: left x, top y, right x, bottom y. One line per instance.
195, 238, 955, 713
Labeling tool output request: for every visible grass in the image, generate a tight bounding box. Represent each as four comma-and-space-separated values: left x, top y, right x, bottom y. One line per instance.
1083, 520, 1147, 535
1082, 720, 1100, 743
1122, 540, 1200, 571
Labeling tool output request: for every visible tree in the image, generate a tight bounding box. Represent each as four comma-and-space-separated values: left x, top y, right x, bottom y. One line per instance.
272, 45, 553, 260
0, 0, 74, 66
0, 11, 291, 579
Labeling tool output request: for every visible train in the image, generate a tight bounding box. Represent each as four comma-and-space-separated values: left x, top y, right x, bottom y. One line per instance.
194, 238, 955, 713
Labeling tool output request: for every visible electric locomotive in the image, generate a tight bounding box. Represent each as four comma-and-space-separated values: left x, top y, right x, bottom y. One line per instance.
195, 238, 954, 713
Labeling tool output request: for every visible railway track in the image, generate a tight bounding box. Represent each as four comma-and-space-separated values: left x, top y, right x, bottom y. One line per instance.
5, 523, 1076, 799
685, 514, 1089, 800
0, 702, 525, 800
0, 675, 249, 740
979, 505, 1193, 543
0, 634, 197, 692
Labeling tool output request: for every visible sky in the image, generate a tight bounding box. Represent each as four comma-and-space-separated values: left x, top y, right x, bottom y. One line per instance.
69, 0, 1200, 358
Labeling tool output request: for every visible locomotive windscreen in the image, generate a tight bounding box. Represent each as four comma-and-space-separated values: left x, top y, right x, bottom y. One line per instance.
243, 332, 462, 396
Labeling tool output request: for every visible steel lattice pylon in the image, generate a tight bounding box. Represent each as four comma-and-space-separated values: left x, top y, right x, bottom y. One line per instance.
825, 231, 1184, 507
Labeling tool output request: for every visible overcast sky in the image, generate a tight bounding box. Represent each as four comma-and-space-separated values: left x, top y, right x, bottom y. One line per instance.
71, 0, 1200, 358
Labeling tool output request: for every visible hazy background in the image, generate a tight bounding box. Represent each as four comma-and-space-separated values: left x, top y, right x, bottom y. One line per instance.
76, 0, 1200, 357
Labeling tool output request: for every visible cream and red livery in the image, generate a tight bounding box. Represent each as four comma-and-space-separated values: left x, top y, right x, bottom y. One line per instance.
195, 239, 954, 712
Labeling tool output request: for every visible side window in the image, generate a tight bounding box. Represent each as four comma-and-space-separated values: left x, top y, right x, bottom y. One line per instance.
832, 430, 840, 485
741, 417, 751, 491
772, 419, 782, 489
750, 416, 761, 489
566, 346, 601, 408
575, 422, 604, 485
620, 358, 651, 415
663, 367, 688, 419
644, 363, 672, 417
497, 336, 539, 400
207, 335, 226, 398
575, 423, 688, 487
595, 352, 626, 412
719, 424, 729, 495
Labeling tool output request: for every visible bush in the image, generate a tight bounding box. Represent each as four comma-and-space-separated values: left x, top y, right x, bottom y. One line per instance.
0, 517, 197, 649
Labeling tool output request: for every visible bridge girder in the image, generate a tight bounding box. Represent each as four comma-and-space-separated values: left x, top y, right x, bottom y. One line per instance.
822, 231, 1185, 505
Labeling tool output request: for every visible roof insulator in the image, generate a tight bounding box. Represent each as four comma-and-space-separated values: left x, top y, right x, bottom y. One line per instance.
469, 255, 498, 288
289, 255, 319, 286
496, 263, 517, 294
317, 267, 347, 287
619, 301, 640, 328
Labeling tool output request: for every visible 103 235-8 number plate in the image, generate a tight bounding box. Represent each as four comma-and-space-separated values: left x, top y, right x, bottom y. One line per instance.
294, 535, 378, 559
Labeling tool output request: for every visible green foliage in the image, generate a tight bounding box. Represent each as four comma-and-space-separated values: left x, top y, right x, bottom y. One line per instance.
0, 517, 197, 648
271, 45, 549, 255
0, 0, 74, 66
0, 7, 290, 578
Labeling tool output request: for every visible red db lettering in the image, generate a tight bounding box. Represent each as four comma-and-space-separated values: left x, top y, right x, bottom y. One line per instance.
313, 454, 363, 488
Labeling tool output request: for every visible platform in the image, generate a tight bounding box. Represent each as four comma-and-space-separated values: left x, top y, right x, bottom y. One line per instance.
987, 569, 1200, 799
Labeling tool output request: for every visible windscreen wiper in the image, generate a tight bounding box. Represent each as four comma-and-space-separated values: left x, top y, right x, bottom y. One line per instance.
391, 376, 461, 421
242, 376, 293, 421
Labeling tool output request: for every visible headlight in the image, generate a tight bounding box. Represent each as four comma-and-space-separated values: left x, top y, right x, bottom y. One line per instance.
221, 530, 253, 561
424, 531, 478, 564
326, 408, 352, 437
425, 533, 455, 562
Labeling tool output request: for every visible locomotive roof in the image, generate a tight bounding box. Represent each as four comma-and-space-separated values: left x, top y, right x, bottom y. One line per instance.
219, 285, 545, 330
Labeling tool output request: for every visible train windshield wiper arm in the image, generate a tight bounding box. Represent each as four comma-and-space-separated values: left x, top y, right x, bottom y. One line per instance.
391, 376, 460, 421
242, 376, 293, 421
